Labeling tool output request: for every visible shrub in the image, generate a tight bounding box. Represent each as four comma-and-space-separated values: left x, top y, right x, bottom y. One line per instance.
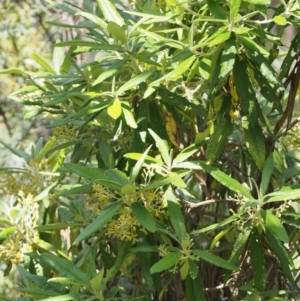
0, 0, 300, 300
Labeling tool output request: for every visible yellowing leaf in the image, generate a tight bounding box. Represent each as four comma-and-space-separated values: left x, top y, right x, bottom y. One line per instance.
165, 112, 179, 147
107, 99, 122, 119
273, 15, 287, 25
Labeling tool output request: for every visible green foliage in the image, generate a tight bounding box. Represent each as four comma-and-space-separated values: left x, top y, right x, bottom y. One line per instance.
1, 0, 300, 300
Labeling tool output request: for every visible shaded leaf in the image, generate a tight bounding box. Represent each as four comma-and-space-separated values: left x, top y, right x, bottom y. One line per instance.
265, 230, 294, 283
131, 202, 157, 233
167, 201, 186, 242
39, 254, 91, 287
244, 121, 266, 170
249, 228, 266, 291
107, 21, 127, 43
199, 162, 252, 199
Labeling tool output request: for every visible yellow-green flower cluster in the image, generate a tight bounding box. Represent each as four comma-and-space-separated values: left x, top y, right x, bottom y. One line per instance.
52, 123, 79, 142
106, 208, 147, 243
140, 189, 166, 217
0, 162, 44, 197
281, 123, 300, 149
275, 200, 291, 217
0, 193, 39, 264
85, 183, 116, 214
84, 183, 165, 242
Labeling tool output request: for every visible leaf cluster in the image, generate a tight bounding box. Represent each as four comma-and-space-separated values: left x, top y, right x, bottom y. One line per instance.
0, 0, 300, 300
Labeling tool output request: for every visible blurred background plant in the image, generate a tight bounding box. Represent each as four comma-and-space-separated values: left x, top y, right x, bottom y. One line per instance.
0, 0, 85, 295
0, 0, 299, 300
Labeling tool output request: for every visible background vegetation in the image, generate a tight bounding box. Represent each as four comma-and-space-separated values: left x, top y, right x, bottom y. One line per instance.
0, 0, 300, 300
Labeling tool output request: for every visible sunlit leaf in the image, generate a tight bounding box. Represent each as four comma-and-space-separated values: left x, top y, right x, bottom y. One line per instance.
96, 0, 124, 26
150, 251, 182, 274
32, 53, 56, 74
260, 153, 275, 197
192, 249, 239, 270
107, 99, 122, 119
73, 201, 123, 245
117, 68, 155, 95
261, 209, 289, 243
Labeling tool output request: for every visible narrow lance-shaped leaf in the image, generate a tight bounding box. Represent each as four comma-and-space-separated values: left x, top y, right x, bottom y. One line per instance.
224, 225, 252, 283
64, 163, 111, 181
0, 140, 31, 162
39, 253, 91, 287
172, 144, 198, 167
0, 226, 17, 244
230, 0, 242, 25
207, 0, 227, 19
137, 171, 190, 193
265, 188, 300, 203
32, 53, 56, 75
193, 212, 244, 234
150, 251, 182, 274
53, 42, 64, 74
75, 11, 107, 29
38, 294, 79, 301
192, 273, 207, 301
107, 21, 127, 43
96, 0, 124, 26
206, 116, 233, 164
249, 228, 266, 291
150, 55, 196, 87
123, 107, 138, 129
117, 68, 155, 95
261, 209, 289, 243
129, 145, 152, 184
148, 128, 171, 167
167, 201, 186, 242
265, 230, 294, 284
192, 249, 239, 270
92, 60, 127, 86
198, 162, 252, 199
105, 241, 131, 282
260, 152, 274, 197
131, 202, 156, 233
219, 38, 236, 80
243, 121, 266, 171
73, 201, 123, 245
207, 32, 231, 47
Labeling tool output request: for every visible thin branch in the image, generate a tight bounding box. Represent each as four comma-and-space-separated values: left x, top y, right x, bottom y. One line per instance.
185, 198, 235, 208
205, 283, 225, 291
277, 117, 300, 138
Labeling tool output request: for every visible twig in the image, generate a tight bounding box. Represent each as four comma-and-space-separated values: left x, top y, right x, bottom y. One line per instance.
186, 199, 235, 208
277, 117, 300, 138
205, 283, 225, 291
